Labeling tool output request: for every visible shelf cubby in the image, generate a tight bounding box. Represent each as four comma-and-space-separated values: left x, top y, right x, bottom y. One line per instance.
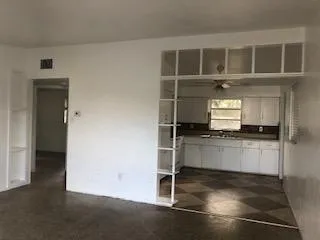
9, 150, 27, 186
178, 49, 201, 75
10, 111, 28, 148
255, 45, 282, 73
228, 47, 253, 74
161, 51, 177, 76
285, 43, 303, 73
202, 48, 226, 74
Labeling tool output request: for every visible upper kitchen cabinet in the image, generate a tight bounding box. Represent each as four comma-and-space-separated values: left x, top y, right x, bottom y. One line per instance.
228, 47, 252, 74
242, 98, 261, 125
242, 97, 280, 126
255, 45, 282, 73
202, 48, 226, 74
285, 43, 303, 73
178, 49, 201, 75
161, 51, 176, 76
178, 99, 209, 123
261, 98, 280, 126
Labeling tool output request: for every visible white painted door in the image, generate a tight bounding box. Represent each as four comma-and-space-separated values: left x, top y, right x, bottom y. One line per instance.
201, 145, 221, 170
221, 147, 241, 172
184, 144, 201, 168
261, 98, 280, 126
260, 149, 279, 175
241, 148, 260, 173
242, 98, 261, 125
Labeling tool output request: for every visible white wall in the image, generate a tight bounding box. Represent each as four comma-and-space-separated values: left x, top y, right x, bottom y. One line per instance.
36, 89, 67, 153
0, 45, 26, 191
283, 11, 320, 240
25, 28, 304, 204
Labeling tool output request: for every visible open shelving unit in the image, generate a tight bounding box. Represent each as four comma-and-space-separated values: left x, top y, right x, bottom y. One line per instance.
157, 51, 180, 207
8, 71, 29, 189
156, 41, 305, 207
160, 42, 305, 81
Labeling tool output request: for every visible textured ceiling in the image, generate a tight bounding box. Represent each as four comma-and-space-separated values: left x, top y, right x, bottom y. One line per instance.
0, 0, 317, 47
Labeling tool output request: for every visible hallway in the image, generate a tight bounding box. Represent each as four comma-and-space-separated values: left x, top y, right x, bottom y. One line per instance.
0, 154, 302, 240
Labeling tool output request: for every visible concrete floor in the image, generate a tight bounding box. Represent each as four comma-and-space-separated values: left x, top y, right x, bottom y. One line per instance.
0, 152, 302, 240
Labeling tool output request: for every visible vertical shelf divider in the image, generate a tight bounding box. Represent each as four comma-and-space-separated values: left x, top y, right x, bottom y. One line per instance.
251, 46, 256, 74
281, 44, 286, 74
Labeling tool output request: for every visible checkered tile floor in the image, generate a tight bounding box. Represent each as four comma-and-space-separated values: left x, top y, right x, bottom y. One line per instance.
160, 167, 298, 227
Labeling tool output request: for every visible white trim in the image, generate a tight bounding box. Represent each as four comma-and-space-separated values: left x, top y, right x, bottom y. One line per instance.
161, 72, 304, 81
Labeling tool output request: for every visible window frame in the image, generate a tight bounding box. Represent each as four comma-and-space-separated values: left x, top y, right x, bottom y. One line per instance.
209, 98, 242, 131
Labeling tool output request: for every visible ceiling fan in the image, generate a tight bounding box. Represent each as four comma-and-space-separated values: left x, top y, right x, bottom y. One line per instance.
214, 80, 232, 90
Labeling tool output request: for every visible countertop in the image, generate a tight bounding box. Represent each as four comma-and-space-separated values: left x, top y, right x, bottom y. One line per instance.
183, 135, 279, 142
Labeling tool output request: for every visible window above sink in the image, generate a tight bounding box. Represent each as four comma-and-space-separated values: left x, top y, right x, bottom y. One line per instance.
210, 99, 242, 131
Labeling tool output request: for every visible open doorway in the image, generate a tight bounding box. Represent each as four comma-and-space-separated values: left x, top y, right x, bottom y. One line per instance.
31, 79, 69, 188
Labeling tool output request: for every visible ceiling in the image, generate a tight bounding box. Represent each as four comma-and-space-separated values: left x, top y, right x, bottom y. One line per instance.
0, 0, 317, 47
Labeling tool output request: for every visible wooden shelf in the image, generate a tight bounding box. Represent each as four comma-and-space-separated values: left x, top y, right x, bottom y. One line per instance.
156, 196, 177, 207
9, 179, 27, 189
10, 147, 27, 152
157, 168, 179, 175
159, 124, 181, 127
11, 108, 27, 112
158, 147, 176, 151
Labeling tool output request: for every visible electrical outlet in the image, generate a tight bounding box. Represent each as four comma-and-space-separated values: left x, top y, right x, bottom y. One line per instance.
259, 126, 263, 132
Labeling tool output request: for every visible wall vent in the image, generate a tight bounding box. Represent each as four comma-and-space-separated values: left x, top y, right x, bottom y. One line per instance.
40, 59, 53, 69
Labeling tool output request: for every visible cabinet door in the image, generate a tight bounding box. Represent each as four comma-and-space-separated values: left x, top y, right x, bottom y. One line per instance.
201, 145, 221, 170
242, 98, 261, 125
184, 144, 201, 168
260, 149, 279, 175
178, 101, 208, 123
261, 98, 280, 126
221, 147, 241, 172
241, 148, 260, 173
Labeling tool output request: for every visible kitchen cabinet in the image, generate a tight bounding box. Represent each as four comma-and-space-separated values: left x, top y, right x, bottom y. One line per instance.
201, 145, 221, 170
241, 148, 260, 173
221, 147, 241, 172
242, 97, 261, 125
183, 137, 279, 176
260, 149, 279, 175
261, 98, 280, 126
184, 144, 201, 168
242, 97, 279, 126
178, 100, 208, 123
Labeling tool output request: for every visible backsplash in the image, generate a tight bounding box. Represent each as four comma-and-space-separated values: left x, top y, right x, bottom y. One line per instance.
177, 123, 279, 140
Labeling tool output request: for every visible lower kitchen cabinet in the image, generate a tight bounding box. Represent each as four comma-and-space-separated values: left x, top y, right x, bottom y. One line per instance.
201, 145, 221, 170
241, 148, 260, 173
260, 149, 279, 175
221, 147, 241, 172
183, 137, 279, 176
184, 144, 201, 168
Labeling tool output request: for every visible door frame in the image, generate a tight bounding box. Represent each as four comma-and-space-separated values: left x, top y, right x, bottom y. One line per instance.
30, 78, 69, 180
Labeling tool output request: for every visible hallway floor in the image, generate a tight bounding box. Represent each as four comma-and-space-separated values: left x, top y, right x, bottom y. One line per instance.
160, 167, 298, 227
0, 154, 301, 240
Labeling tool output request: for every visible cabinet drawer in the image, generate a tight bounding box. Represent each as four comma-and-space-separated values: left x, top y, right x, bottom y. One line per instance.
242, 140, 260, 149
260, 141, 279, 150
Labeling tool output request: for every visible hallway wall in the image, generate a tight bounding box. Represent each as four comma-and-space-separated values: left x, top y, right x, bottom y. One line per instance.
283, 7, 320, 240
